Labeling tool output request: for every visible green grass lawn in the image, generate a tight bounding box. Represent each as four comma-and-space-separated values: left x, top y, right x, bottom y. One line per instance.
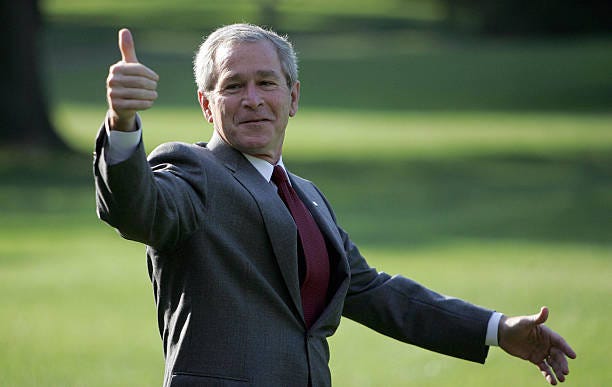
2, 4, 611, 384
56, 104, 612, 159
1, 203, 609, 386
330, 244, 609, 387
1, 105, 610, 384
1, 226, 609, 386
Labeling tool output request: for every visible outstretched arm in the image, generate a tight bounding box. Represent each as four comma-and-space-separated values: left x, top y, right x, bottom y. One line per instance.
498, 306, 576, 385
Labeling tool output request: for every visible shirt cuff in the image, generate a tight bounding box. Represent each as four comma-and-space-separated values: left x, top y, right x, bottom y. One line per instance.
485, 312, 503, 347
104, 114, 142, 165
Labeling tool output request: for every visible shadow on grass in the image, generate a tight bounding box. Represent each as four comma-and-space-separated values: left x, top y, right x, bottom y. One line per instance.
1, 149, 610, 248
0, 151, 94, 220
44, 23, 612, 113
291, 151, 612, 248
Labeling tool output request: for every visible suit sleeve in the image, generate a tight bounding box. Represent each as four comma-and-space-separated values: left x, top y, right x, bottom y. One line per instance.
337, 225, 493, 363
93, 124, 207, 249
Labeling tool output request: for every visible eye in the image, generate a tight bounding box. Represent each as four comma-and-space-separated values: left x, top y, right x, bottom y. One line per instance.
259, 80, 278, 88
222, 83, 243, 93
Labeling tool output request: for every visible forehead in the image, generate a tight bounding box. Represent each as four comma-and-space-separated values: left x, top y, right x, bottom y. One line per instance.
215, 40, 282, 78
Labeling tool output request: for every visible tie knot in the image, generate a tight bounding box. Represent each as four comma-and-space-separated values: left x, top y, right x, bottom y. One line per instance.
272, 165, 288, 185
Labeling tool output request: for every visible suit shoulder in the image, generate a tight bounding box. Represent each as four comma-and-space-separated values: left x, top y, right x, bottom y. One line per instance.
290, 172, 339, 219
147, 141, 215, 166
289, 173, 313, 186
148, 141, 210, 158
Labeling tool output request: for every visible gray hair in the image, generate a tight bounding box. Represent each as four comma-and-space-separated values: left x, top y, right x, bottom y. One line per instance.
193, 23, 298, 93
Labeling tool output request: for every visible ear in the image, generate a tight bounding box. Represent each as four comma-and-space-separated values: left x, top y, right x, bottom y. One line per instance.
198, 91, 214, 123
289, 81, 300, 117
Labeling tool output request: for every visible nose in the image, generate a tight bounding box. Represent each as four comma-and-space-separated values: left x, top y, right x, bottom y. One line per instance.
242, 82, 263, 109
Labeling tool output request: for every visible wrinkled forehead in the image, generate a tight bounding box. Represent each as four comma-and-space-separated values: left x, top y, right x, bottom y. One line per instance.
216, 40, 278, 66
213, 40, 283, 81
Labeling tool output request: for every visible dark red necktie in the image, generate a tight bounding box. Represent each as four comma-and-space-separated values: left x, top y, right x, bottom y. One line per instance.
272, 165, 330, 329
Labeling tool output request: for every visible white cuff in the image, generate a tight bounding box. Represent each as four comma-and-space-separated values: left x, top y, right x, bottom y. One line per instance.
104, 114, 142, 165
485, 312, 503, 347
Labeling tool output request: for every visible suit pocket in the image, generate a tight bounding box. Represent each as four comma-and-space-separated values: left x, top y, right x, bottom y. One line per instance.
171, 372, 249, 386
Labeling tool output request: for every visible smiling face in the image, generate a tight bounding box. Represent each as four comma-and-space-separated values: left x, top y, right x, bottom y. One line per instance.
198, 40, 300, 164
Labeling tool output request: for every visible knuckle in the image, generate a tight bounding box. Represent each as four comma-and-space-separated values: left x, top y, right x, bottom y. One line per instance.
106, 73, 117, 86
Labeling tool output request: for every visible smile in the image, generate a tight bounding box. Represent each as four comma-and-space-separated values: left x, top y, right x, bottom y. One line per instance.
239, 119, 270, 124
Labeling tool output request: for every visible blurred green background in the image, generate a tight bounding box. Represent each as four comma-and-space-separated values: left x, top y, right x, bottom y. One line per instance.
1, 0, 611, 386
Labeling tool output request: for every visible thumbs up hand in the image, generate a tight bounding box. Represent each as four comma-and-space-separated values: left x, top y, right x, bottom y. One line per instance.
106, 28, 159, 132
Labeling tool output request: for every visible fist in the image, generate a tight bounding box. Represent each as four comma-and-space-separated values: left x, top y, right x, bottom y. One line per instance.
106, 28, 159, 131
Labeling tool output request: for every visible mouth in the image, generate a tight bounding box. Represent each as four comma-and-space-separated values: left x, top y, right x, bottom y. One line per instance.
239, 118, 271, 124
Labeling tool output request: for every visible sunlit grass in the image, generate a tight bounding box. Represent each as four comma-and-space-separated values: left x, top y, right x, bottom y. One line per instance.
2, 133, 610, 385
330, 243, 609, 386
0, 224, 163, 386
43, 0, 441, 32
54, 103, 612, 160
1, 218, 608, 385
5, 6, 612, 384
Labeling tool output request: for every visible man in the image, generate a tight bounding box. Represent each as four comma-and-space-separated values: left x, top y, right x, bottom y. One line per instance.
95, 24, 576, 386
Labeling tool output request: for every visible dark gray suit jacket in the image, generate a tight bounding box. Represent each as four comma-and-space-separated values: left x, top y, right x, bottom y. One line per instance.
94, 127, 493, 386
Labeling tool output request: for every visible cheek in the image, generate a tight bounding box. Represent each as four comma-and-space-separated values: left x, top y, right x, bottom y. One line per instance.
218, 100, 238, 121
211, 104, 227, 124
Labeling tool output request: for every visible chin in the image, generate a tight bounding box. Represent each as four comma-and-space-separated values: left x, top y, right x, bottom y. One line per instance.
241, 134, 273, 147
236, 140, 268, 152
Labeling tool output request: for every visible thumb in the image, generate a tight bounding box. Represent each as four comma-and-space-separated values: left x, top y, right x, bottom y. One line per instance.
119, 28, 138, 63
532, 306, 549, 325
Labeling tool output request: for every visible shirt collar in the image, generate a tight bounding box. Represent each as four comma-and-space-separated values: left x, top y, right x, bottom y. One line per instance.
243, 153, 285, 183
211, 130, 286, 182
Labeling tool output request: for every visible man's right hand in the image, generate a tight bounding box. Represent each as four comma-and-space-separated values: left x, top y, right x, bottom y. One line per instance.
106, 28, 159, 132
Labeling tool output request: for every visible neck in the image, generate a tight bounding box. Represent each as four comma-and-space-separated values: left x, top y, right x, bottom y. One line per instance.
212, 130, 282, 165
245, 152, 280, 165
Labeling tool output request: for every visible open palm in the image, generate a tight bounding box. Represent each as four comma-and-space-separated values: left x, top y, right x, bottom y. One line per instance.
499, 307, 577, 385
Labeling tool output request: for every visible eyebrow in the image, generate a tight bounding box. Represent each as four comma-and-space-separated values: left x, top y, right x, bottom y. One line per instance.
221, 70, 283, 83
256, 70, 283, 79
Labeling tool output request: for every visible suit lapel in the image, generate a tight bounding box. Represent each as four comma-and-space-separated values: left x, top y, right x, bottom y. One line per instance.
207, 137, 303, 317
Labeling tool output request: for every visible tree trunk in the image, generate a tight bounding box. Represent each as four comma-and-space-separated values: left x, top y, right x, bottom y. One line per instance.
0, 0, 68, 149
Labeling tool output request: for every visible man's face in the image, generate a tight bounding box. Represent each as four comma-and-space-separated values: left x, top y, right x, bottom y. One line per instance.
199, 40, 300, 164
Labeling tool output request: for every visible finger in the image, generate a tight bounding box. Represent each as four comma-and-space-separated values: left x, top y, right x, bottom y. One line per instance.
548, 348, 569, 382
560, 338, 577, 359
537, 361, 557, 385
110, 98, 156, 112
108, 74, 158, 90
109, 87, 158, 101
119, 28, 138, 63
109, 62, 159, 82
533, 306, 549, 325
555, 338, 577, 360
548, 326, 577, 360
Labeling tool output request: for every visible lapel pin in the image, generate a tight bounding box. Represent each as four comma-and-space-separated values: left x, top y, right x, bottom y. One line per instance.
312, 201, 318, 207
